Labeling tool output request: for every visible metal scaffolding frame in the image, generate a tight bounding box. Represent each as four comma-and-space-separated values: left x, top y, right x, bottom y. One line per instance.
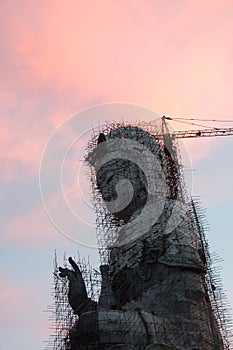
45, 118, 232, 349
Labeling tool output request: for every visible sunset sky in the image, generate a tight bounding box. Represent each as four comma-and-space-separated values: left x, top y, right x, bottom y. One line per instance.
1, 1, 233, 349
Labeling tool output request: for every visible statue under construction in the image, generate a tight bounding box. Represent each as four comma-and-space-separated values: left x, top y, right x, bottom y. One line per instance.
48, 119, 232, 350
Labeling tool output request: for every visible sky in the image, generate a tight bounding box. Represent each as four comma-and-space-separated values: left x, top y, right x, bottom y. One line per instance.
0, 1, 233, 349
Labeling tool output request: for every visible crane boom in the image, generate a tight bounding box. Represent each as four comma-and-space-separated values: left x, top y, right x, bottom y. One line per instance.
160, 116, 233, 139
172, 128, 233, 139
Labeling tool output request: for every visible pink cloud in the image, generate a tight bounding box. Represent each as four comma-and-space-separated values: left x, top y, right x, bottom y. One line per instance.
2, 197, 97, 249
0, 278, 23, 310
2, 204, 59, 246
0, 276, 44, 324
2, 0, 233, 111
0, 0, 233, 183
0, 275, 51, 347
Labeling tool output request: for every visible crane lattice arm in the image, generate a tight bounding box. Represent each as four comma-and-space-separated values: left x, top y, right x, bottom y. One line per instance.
172, 128, 233, 139
161, 116, 233, 139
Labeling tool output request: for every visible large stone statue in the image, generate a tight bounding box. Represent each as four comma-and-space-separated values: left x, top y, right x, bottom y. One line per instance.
59, 125, 226, 349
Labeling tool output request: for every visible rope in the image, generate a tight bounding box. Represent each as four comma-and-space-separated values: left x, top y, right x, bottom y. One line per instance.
169, 117, 233, 123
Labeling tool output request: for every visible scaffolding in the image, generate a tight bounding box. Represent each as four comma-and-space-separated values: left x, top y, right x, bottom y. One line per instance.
46, 118, 232, 349
191, 199, 233, 349
85, 118, 233, 348
44, 252, 101, 350
85, 118, 188, 264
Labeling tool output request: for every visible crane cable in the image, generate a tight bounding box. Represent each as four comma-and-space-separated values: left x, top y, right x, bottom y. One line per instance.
163, 116, 233, 130
168, 117, 233, 123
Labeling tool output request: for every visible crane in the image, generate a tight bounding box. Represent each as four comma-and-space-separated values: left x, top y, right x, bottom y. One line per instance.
160, 115, 233, 139
157, 115, 233, 199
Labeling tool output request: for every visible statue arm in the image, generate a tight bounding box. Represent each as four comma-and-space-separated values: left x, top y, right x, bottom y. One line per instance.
59, 257, 97, 315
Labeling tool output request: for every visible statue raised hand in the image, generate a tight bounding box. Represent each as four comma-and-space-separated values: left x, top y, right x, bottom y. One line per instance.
59, 257, 97, 316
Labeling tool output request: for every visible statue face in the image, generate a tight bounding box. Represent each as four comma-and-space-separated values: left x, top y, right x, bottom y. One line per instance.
87, 125, 185, 248
88, 126, 164, 224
